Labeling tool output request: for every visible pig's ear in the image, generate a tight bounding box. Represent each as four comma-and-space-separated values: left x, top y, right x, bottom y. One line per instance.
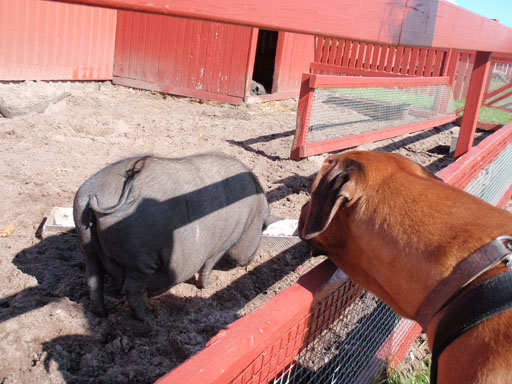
300, 158, 364, 240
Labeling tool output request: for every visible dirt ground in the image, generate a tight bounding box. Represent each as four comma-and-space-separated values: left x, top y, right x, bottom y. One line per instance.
0, 81, 507, 383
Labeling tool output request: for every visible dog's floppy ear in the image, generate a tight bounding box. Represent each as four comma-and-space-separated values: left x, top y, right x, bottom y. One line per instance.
300, 158, 364, 240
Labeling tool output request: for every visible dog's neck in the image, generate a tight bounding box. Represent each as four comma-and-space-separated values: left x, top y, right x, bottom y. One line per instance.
416, 236, 512, 330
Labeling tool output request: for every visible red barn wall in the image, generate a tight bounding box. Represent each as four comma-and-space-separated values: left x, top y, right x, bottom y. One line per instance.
113, 11, 254, 104
0, 0, 116, 80
114, 11, 315, 103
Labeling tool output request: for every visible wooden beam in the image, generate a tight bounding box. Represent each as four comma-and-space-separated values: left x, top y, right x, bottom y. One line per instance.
309, 74, 450, 89
50, 0, 512, 54
454, 51, 493, 159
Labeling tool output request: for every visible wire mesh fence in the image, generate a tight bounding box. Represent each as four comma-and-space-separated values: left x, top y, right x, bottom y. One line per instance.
291, 75, 457, 158
305, 84, 455, 144
464, 143, 512, 205
230, 278, 419, 384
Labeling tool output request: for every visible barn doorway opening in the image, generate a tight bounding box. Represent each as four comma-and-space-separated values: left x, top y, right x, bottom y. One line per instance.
251, 29, 278, 95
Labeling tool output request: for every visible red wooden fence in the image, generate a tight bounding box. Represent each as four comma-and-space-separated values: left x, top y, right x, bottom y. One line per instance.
311, 38, 449, 78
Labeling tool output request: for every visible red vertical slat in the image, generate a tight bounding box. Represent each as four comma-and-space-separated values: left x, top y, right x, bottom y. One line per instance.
166, 15, 180, 86
370, 44, 380, 70
432, 50, 445, 77
232, 26, 252, 96
385, 46, 395, 72
314, 36, 323, 63
171, 17, 184, 86
341, 40, 352, 67
416, 49, 428, 76
196, 20, 211, 92
211, 21, 226, 94
186, 20, 203, 90
220, 25, 236, 94
321, 38, 331, 63
363, 44, 373, 70
349, 41, 360, 68
399, 47, 411, 74
334, 39, 345, 65
179, 17, 195, 88
408, 48, 419, 75
327, 38, 337, 64
155, 14, 170, 84
141, 13, 155, 83
274, 32, 290, 89
392, 46, 404, 73
378, 45, 388, 71
423, 50, 436, 77
355, 42, 366, 69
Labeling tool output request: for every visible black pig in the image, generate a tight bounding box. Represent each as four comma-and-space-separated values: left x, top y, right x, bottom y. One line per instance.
73, 153, 272, 320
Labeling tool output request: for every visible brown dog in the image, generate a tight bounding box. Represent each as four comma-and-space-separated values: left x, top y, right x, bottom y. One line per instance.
298, 150, 512, 383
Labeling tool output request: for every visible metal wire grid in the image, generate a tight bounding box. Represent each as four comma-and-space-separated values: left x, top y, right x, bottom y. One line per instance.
488, 69, 512, 109
464, 143, 512, 205
232, 279, 414, 384
306, 85, 455, 143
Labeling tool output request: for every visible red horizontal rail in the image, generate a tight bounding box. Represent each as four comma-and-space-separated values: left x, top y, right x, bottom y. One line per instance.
308, 74, 450, 89
157, 260, 338, 384
310, 63, 414, 78
454, 117, 503, 131
294, 115, 457, 159
50, 0, 512, 54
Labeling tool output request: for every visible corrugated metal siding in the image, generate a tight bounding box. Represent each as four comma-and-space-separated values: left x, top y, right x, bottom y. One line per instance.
0, 0, 116, 80
274, 32, 315, 93
113, 11, 253, 99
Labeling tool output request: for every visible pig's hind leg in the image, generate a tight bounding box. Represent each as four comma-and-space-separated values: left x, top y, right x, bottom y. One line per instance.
77, 224, 107, 317
86, 252, 107, 317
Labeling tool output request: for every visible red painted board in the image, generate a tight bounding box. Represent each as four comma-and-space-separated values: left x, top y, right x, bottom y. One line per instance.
51, 0, 512, 54
309, 74, 450, 89
0, 0, 116, 80
294, 115, 457, 159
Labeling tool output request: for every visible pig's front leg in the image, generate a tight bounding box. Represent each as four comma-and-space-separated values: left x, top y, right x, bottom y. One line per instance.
122, 270, 150, 321
199, 251, 225, 288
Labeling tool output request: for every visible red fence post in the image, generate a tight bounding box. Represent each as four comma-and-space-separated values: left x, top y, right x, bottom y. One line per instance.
290, 74, 314, 160
453, 51, 493, 159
